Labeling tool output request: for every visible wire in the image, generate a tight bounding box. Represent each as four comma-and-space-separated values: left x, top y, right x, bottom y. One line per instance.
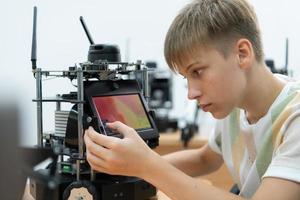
42, 77, 59, 82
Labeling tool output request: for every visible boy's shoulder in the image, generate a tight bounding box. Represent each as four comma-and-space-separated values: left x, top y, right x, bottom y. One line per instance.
220, 77, 300, 129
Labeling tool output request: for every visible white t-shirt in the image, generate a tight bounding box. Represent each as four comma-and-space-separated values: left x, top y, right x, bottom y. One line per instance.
208, 75, 300, 198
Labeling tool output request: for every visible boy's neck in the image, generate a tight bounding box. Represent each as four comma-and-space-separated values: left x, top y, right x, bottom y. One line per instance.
241, 63, 286, 124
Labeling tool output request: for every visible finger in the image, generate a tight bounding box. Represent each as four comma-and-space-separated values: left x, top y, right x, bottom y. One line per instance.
86, 150, 108, 172
87, 126, 120, 149
87, 151, 118, 175
106, 121, 136, 137
84, 132, 110, 160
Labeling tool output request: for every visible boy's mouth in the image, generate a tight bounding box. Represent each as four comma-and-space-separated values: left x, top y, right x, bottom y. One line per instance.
199, 103, 212, 111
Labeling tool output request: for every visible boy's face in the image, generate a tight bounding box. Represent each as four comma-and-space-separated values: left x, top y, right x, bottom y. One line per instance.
178, 46, 247, 119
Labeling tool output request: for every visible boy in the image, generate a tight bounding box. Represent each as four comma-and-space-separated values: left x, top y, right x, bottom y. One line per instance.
84, 0, 300, 199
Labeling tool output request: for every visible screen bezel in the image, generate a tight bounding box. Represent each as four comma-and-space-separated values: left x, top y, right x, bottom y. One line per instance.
84, 80, 159, 141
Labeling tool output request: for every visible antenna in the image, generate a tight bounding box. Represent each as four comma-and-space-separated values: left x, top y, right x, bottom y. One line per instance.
79, 16, 95, 45
284, 38, 289, 71
31, 6, 37, 70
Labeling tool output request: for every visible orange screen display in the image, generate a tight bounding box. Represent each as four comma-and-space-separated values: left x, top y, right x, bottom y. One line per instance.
92, 94, 151, 129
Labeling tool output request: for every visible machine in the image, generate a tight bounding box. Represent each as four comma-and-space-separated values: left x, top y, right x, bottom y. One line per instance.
28, 7, 159, 200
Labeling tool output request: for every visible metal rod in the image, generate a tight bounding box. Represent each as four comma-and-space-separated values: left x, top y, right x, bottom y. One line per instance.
56, 94, 61, 111
36, 68, 43, 146
56, 94, 61, 146
77, 67, 84, 158
91, 169, 95, 181
76, 160, 80, 181
76, 66, 84, 180
142, 65, 149, 102
285, 38, 289, 70
31, 6, 37, 70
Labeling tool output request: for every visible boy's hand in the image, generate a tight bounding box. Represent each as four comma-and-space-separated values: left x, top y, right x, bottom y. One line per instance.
84, 121, 156, 178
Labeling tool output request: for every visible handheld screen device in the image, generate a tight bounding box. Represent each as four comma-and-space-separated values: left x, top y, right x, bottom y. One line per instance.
84, 80, 159, 141
92, 94, 152, 135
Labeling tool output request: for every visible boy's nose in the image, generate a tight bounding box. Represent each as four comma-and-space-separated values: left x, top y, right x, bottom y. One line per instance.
187, 85, 202, 100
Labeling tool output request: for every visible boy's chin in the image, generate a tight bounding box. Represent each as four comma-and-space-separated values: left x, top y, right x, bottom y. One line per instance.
210, 110, 231, 120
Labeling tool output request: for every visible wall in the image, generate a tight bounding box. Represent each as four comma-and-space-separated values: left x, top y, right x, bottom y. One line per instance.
1, 0, 300, 145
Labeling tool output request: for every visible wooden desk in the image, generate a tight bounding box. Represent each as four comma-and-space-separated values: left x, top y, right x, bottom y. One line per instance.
155, 131, 207, 155
155, 132, 234, 191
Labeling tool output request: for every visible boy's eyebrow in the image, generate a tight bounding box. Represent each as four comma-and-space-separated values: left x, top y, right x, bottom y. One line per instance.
178, 62, 204, 76
185, 62, 202, 73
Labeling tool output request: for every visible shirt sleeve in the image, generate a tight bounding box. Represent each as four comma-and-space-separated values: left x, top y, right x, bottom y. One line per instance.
208, 120, 223, 155
263, 114, 300, 183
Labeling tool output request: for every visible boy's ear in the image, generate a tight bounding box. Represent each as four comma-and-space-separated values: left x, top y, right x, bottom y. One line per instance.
236, 39, 253, 69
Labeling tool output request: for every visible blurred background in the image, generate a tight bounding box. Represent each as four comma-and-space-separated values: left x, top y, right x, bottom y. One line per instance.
1, 0, 300, 146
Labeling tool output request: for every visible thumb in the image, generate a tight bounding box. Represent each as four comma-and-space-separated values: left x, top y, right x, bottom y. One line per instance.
106, 121, 137, 138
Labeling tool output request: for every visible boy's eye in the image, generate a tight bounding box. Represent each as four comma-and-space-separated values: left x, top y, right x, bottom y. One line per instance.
191, 69, 202, 78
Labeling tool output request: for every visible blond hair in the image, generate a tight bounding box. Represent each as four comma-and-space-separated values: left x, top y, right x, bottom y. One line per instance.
164, 0, 264, 71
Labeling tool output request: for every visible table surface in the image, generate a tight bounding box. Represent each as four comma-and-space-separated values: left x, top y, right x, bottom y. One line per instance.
158, 131, 207, 146
155, 132, 234, 191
